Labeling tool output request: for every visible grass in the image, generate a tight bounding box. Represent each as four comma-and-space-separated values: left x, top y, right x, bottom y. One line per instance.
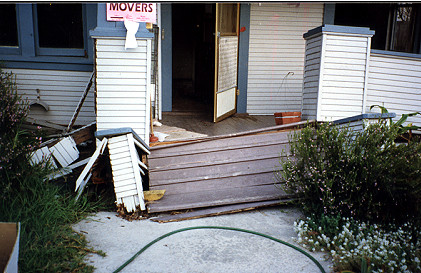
0, 163, 108, 272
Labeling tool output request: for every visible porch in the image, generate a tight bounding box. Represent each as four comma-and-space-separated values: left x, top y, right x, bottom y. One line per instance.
153, 113, 277, 143
302, 25, 421, 130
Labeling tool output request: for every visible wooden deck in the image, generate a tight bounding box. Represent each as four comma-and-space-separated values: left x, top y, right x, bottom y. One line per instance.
146, 121, 312, 213
154, 113, 277, 142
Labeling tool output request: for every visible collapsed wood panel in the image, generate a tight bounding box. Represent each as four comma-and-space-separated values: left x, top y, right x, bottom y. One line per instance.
108, 134, 146, 212
147, 129, 296, 213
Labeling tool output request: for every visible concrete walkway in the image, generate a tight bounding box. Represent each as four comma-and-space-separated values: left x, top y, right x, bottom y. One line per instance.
73, 207, 333, 273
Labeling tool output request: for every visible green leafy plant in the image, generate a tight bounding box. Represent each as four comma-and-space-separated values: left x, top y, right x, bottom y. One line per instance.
294, 215, 420, 273
277, 121, 421, 225
0, 68, 44, 200
370, 105, 421, 139
0, 68, 106, 272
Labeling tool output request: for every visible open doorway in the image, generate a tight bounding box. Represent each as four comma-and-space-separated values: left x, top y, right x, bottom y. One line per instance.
172, 4, 215, 115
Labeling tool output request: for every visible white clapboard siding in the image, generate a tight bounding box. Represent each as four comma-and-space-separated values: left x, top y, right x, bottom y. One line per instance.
366, 53, 421, 126
108, 133, 146, 212
247, 3, 324, 115
4, 69, 95, 126
318, 34, 371, 121
302, 27, 373, 122
302, 35, 323, 120
95, 38, 151, 144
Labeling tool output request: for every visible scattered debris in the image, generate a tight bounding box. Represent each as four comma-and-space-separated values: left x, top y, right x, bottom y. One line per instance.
49, 137, 79, 168
143, 190, 166, 202
66, 70, 95, 133
95, 128, 150, 213
75, 138, 108, 201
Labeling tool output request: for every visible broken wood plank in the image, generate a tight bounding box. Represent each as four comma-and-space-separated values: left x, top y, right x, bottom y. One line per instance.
150, 120, 315, 150
48, 122, 96, 145
149, 157, 282, 186
30, 146, 58, 168
49, 137, 79, 167
127, 133, 146, 211
149, 129, 291, 157
147, 184, 291, 213
150, 200, 289, 223
150, 171, 279, 195
75, 137, 108, 192
46, 157, 91, 181
148, 143, 289, 172
66, 70, 95, 133
26, 117, 67, 131
75, 173, 92, 201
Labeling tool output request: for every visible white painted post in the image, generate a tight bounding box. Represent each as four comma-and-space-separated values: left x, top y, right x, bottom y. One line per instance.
302, 25, 375, 122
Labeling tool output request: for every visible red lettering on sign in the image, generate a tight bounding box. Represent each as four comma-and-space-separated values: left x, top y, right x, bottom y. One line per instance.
148, 3, 153, 12
110, 3, 118, 10
135, 3, 141, 12
127, 3, 135, 11
119, 3, 127, 11
141, 3, 148, 12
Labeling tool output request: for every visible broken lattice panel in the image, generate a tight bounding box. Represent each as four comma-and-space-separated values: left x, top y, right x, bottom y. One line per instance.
108, 133, 146, 212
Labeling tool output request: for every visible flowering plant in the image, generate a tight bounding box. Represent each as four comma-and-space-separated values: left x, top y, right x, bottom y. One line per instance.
0, 69, 43, 199
294, 215, 421, 272
277, 121, 421, 225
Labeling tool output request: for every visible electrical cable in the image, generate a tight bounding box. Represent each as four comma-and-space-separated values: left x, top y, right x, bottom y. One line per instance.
112, 225, 326, 273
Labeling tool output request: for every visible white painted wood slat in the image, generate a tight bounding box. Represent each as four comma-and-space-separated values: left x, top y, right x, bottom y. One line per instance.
247, 3, 324, 115
366, 53, 421, 126
95, 37, 151, 143
5, 69, 95, 126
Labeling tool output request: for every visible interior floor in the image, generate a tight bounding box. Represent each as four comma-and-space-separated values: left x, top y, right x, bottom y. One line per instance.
155, 113, 277, 139
172, 4, 215, 117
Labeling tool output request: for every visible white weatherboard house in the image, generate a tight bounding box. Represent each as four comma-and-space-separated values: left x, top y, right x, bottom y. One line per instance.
2, 3, 421, 145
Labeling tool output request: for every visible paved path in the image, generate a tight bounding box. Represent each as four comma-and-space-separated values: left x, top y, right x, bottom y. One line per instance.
73, 207, 333, 273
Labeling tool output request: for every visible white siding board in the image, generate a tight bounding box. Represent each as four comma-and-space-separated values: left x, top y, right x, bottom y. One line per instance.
6, 68, 95, 126
247, 3, 324, 115
96, 59, 148, 66
366, 53, 421, 126
96, 38, 151, 142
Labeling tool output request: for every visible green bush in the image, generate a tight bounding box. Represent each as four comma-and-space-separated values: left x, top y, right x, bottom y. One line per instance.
0, 68, 105, 272
277, 121, 421, 225
0, 68, 43, 200
294, 215, 421, 272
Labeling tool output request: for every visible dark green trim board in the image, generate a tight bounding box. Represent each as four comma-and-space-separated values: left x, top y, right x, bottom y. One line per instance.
161, 4, 172, 112
323, 4, 335, 25
237, 3, 250, 114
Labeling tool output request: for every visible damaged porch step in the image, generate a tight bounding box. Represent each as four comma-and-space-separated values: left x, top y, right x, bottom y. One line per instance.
147, 184, 291, 213
147, 128, 299, 213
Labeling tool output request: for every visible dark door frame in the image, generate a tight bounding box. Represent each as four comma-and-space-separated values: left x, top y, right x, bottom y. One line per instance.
160, 3, 250, 114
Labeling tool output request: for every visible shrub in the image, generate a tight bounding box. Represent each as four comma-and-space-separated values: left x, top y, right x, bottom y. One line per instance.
0, 68, 43, 200
276, 121, 421, 225
294, 215, 421, 272
0, 68, 106, 271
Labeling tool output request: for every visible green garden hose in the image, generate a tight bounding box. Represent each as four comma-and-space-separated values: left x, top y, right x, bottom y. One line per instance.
112, 226, 326, 273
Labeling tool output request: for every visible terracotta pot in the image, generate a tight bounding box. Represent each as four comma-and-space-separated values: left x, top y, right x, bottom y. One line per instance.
274, 111, 301, 125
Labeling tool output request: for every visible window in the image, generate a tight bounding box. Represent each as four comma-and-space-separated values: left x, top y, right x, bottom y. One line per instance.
35, 4, 86, 56
0, 4, 19, 47
390, 5, 419, 53
335, 3, 421, 54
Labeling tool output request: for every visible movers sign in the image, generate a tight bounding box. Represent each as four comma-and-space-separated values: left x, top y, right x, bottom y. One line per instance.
107, 3, 156, 23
